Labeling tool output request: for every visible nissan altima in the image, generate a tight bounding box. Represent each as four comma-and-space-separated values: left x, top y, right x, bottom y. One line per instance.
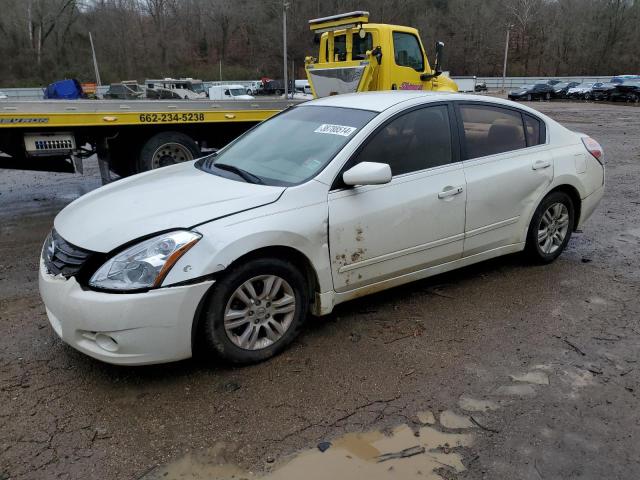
39, 92, 605, 365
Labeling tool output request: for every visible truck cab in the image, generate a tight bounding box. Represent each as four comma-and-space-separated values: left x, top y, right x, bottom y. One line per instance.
305, 11, 457, 98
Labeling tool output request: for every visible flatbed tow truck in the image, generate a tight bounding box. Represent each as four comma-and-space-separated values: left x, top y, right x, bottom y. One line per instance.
0, 12, 456, 183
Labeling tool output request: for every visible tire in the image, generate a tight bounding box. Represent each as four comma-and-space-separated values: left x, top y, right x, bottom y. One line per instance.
200, 257, 309, 364
526, 94, 532, 101
275, 89, 283, 95
246, 89, 253, 95
525, 191, 575, 264
584, 92, 591, 101
545, 92, 551, 100
137, 131, 200, 173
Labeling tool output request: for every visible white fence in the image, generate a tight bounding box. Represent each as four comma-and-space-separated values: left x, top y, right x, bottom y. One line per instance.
0, 75, 619, 99
476, 76, 613, 89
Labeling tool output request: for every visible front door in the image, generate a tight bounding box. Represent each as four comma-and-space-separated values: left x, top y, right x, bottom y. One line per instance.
328, 104, 466, 292
389, 30, 427, 91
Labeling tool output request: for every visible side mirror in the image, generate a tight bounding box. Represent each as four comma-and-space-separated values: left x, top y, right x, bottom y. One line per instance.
343, 162, 392, 186
433, 41, 444, 75
421, 41, 445, 81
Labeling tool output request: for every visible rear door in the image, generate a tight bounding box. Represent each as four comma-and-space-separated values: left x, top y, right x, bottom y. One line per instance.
455, 102, 553, 256
328, 103, 466, 292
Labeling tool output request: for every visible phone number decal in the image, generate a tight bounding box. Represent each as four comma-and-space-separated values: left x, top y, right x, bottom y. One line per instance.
139, 112, 205, 123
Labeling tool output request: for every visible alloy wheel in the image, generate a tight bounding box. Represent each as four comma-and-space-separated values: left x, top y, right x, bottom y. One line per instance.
223, 275, 296, 350
537, 202, 570, 254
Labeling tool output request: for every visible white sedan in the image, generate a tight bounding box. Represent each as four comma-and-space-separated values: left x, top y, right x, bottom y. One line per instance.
39, 92, 605, 365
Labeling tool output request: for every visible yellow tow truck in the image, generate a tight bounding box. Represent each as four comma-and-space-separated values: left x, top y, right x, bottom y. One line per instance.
0, 11, 456, 182
305, 11, 457, 97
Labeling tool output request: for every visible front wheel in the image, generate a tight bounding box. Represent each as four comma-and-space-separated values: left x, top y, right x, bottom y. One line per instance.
545, 92, 551, 100
525, 191, 575, 264
200, 258, 309, 364
526, 94, 532, 101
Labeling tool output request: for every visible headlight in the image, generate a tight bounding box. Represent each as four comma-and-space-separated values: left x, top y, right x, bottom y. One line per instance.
89, 230, 201, 291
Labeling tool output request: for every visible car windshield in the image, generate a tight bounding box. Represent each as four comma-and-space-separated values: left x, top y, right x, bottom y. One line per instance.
555, 82, 569, 88
197, 106, 377, 186
190, 83, 205, 93
576, 83, 593, 88
229, 88, 245, 96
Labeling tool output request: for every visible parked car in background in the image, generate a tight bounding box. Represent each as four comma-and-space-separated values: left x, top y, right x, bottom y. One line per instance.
610, 81, 640, 103
551, 81, 580, 99
508, 83, 555, 101
146, 87, 182, 100
546, 79, 562, 86
590, 82, 617, 101
610, 75, 640, 84
567, 82, 594, 99
38, 92, 604, 366
475, 82, 488, 92
0, 91, 8, 100
104, 81, 145, 100
245, 81, 263, 95
208, 84, 254, 100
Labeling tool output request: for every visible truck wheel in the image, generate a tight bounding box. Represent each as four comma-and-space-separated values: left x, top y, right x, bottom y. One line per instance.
137, 131, 200, 172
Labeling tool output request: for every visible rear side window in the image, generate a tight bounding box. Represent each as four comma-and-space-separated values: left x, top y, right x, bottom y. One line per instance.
393, 32, 424, 71
524, 114, 543, 146
459, 105, 526, 159
352, 105, 452, 176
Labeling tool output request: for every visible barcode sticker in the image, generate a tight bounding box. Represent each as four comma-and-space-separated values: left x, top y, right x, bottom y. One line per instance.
314, 124, 357, 137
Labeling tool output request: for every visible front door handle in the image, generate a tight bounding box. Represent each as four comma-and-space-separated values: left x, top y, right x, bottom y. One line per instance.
532, 159, 551, 170
438, 185, 464, 199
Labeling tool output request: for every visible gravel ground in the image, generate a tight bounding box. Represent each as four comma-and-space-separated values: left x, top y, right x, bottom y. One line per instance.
0, 101, 639, 480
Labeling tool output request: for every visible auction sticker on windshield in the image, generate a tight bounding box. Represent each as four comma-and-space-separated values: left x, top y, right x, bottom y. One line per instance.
314, 124, 357, 136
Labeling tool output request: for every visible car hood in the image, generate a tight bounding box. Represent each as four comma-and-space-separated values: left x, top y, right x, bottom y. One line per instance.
510, 89, 527, 95
54, 161, 285, 252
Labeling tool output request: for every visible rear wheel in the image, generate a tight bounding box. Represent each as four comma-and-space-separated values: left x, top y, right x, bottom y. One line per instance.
525, 191, 575, 264
137, 131, 200, 173
526, 94, 532, 101
200, 258, 309, 364
544, 92, 551, 100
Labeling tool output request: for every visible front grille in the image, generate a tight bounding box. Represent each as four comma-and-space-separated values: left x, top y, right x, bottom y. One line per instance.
42, 229, 94, 278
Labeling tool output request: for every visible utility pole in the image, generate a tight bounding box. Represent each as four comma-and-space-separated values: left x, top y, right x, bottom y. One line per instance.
89, 32, 101, 86
283, 1, 290, 97
501, 25, 512, 93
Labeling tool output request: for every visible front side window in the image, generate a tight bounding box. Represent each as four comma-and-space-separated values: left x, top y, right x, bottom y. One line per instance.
459, 105, 527, 159
351, 105, 453, 176
393, 32, 424, 71
197, 106, 377, 186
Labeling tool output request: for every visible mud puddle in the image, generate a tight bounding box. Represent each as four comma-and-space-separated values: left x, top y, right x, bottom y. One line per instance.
149, 421, 473, 480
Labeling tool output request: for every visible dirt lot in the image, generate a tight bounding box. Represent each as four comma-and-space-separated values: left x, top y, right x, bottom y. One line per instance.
1, 101, 639, 480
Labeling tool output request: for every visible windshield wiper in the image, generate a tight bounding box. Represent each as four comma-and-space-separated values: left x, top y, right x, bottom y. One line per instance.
214, 162, 263, 184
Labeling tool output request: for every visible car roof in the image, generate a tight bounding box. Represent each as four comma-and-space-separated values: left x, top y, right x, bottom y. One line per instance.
302, 90, 542, 113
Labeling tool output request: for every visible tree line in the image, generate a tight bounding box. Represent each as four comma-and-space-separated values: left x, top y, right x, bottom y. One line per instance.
1, 0, 638, 87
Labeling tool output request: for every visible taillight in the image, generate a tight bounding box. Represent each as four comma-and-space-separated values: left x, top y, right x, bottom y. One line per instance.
582, 137, 603, 163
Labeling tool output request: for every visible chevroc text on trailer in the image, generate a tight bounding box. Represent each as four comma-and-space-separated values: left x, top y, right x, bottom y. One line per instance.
39, 92, 604, 365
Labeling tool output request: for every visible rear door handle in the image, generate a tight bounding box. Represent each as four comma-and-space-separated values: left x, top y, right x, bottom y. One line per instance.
532, 159, 551, 170
438, 186, 464, 199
